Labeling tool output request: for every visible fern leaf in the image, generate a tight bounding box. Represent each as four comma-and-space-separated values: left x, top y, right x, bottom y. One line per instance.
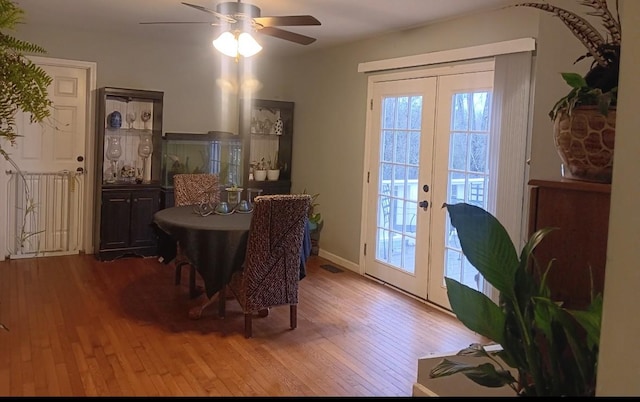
0, 0, 23, 30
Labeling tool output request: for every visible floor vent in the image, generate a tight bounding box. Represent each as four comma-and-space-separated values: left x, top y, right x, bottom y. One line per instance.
320, 264, 343, 273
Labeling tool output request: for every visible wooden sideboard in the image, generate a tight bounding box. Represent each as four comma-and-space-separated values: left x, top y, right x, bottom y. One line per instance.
528, 179, 610, 309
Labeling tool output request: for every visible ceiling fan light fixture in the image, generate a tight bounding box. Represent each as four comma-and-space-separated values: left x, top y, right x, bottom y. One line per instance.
213, 30, 262, 58
213, 31, 239, 57
237, 32, 262, 57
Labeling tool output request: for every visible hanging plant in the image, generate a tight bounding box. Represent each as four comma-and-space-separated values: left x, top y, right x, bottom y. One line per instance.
0, 0, 53, 157
0, 0, 54, 332
514, 1, 621, 119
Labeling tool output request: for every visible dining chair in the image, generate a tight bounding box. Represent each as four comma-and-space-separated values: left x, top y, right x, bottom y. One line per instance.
222, 193, 312, 338
172, 173, 221, 298
173, 173, 220, 207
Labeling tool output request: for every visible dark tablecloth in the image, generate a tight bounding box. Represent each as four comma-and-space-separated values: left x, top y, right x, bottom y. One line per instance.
154, 206, 311, 298
154, 207, 252, 298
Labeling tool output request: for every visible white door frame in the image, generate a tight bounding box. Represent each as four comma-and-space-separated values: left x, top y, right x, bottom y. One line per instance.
0, 56, 97, 261
359, 61, 495, 276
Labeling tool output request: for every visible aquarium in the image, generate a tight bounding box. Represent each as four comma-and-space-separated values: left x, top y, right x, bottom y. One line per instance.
161, 132, 244, 188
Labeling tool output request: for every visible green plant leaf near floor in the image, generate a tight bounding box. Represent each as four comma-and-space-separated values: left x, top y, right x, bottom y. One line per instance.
429, 203, 602, 396
302, 188, 322, 226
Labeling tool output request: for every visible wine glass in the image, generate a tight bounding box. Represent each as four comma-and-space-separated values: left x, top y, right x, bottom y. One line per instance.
137, 133, 153, 183
105, 135, 122, 183
141, 110, 152, 129
126, 111, 137, 129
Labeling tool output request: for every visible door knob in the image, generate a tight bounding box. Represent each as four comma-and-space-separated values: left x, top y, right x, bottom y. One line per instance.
76, 167, 84, 173
419, 200, 429, 211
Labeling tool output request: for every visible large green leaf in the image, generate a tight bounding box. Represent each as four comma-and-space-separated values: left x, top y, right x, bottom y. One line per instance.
561, 72, 588, 89
434, 203, 601, 396
444, 203, 518, 298
568, 293, 603, 349
429, 359, 516, 388
445, 277, 506, 345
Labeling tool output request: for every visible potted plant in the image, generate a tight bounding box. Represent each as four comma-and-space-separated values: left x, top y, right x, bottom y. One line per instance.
0, 0, 53, 332
302, 189, 323, 255
515, 1, 620, 183
1, 0, 52, 167
267, 151, 281, 181
252, 158, 267, 181
428, 203, 602, 396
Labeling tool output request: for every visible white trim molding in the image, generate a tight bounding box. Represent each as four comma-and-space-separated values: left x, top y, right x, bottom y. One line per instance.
357, 37, 536, 73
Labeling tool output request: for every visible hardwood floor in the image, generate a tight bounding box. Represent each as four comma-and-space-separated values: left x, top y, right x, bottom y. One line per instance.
0, 253, 484, 396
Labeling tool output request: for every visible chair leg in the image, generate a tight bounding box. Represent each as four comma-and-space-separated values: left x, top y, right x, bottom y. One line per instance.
218, 287, 226, 318
175, 259, 190, 285
188, 266, 198, 299
244, 313, 252, 338
174, 263, 182, 285
290, 305, 297, 329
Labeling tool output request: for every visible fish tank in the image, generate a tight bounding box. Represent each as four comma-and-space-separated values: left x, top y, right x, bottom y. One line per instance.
161, 131, 244, 189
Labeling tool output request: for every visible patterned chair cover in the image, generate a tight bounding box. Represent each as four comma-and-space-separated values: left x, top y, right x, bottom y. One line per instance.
173, 173, 220, 207
172, 173, 220, 298
227, 194, 312, 338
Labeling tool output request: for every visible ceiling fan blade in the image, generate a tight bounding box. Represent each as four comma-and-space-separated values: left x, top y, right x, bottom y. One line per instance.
181, 2, 236, 23
258, 26, 316, 45
140, 21, 218, 25
253, 15, 321, 27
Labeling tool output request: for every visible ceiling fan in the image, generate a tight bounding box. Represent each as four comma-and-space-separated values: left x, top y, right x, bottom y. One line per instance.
141, 1, 322, 46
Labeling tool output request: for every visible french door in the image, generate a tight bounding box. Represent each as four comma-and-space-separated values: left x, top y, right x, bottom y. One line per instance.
364, 77, 436, 299
363, 66, 494, 309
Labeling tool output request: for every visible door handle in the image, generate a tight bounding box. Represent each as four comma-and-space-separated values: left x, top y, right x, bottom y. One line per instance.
419, 200, 429, 211
76, 167, 85, 174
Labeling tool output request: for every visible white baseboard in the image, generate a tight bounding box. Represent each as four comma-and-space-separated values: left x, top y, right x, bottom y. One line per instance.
317, 248, 360, 274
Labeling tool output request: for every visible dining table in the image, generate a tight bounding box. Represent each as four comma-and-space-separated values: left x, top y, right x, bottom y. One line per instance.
154, 205, 253, 317
153, 204, 311, 319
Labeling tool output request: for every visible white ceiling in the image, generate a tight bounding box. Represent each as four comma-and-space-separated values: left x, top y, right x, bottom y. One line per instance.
15, 0, 516, 55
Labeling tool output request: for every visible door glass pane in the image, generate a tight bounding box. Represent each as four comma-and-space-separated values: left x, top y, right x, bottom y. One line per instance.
376, 94, 422, 273
444, 90, 492, 291
394, 131, 407, 164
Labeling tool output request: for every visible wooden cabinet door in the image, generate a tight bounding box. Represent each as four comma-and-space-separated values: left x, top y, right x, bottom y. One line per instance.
528, 180, 610, 309
129, 189, 160, 248
100, 191, 132, 250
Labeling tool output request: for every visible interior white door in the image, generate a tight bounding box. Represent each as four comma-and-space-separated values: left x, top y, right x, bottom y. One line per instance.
6, 62, 88, 257
364, 77, 437, 299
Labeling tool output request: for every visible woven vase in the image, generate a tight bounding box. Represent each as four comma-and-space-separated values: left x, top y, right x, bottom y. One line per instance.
553, 106, 616, 184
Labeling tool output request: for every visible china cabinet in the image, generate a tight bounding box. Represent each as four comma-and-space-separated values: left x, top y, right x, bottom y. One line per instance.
527, 179, 610, 309
94, 87, 163, 261
240, 99, 294, 195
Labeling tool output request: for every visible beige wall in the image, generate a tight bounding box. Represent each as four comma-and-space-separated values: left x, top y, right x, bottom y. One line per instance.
14, 25, 291, 134
14, 4, 544, 265
281, 5, 541, 263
